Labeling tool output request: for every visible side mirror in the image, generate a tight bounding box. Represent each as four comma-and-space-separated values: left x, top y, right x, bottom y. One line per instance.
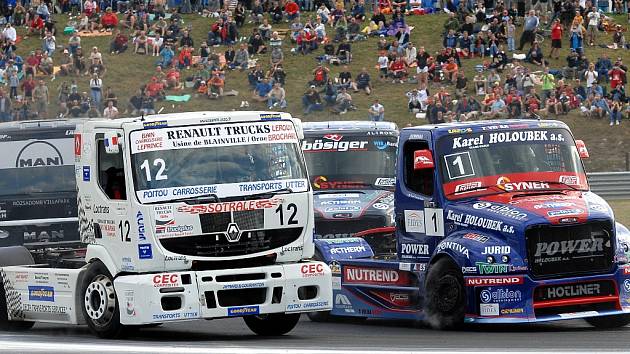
413, 149, 435, 170
575, 139, 589, 159
104, 131, 120, 154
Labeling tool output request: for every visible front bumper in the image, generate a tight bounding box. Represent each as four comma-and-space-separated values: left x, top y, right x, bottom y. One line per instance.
464, 265, 630, 323
114, 261, 332, 325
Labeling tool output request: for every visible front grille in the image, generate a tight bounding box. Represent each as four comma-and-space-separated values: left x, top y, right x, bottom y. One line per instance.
526, 221, 614, 279
234, 210, 264, 230
200, 212, 231, 233
200, 210, 265, 234
314, 215, 387, 238
160, 227, 302, 257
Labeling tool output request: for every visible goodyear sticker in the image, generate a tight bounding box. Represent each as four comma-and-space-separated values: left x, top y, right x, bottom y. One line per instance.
143, 121, 169, 129
260, 113, 282, 121
28, 286, 55, 302
227, 305, 260, 316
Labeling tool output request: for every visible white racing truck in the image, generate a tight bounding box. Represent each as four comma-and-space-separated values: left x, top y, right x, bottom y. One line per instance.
0, 111, 332, 338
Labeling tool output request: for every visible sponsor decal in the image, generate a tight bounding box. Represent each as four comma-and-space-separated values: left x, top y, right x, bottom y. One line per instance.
324, 206, 361, 213
320, 200, 361, 206
74, 134, 82, 156
82, 166, 90, 181
465, 276, 524, 286
400, 243, 430, 258
481, 246, 511, 255
480, 288, 522, 303
152, 274, 179, 288
152, 311, 198, 320
558, 311, 599, 319
24, 230, 64, 242
335, 293, 354, 313
446, 210, 513, 234
260, 113, 282, 120
559, 175, 580, 185
121, 257, 135, 272
372, 203, 389, 210
454, 181, 483, 194
343, 266, 409, 285
93, 205, 110, 214
496, 177, 550, 192
22, 303, 68, 315
286, 301, 330, 311
479, 303, 499, 316
136, 211, 146, 241
228, 306, 260, 316
124, 290, 136, 316
222, 282, 266, 290
318, 194, 360, 199
537, 283, 602, 301
472, 202, 528, 220
374, 177, 396, 187
404, 210, 425, 233
177, 198, 283, 215
301, 263, 325, 278
452, 130, 553, 149
143, 121, 168, 129
624, 279, 630, 293
588, 203, 607, 212
413, 150, 434, 169
623, 266, 630, 275
448, 128, 473, 134
133, 131, 164, 152
138, 244, 153, 259
16, 141, 64, 168
28, 286, 55, 302
373, 140, 397, 150
463, 233, 489, 243
436, 241, 469, 258
533, 202, 576, 209
462, 266, 478, 274
302, 138, 368, 152
165, 255, 188, 262
313, 176, 365, 190
534, 238, 605, 260
501, 308, 525, 315
476, 262, 510, 275
547, 209, 584, 217
330, 246, 368, 254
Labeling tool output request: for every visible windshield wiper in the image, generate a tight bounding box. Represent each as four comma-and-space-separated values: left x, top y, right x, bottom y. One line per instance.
241, 188, 294, 200
172, 193, 221, 205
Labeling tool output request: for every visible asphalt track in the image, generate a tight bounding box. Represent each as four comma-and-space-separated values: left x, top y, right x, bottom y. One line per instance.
1, 316, 629, 353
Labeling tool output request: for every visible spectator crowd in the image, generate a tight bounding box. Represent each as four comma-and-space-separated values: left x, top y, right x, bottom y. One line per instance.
0, 0, 628, 126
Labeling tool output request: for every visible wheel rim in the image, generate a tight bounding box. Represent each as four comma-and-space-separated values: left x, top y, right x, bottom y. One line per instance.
435, 274, 461, 313
84, 274, 116, 327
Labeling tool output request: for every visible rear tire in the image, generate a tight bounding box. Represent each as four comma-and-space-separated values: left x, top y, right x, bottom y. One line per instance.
244, 313, 301, 336
423, 257, 465, 330
0, 246, 35, 331
80, 261, 126, 339
585, 314, 630, 329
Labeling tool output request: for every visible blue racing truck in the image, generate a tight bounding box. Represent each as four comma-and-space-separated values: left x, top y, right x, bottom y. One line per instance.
312, 119, 630, 329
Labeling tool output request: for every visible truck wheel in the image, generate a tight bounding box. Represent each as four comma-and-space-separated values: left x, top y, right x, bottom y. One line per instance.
585, 314, 630, 329
80, 261, 126, 339
0, 246, 35, 331
243, 313, 301, 336
424, 258, 465, 330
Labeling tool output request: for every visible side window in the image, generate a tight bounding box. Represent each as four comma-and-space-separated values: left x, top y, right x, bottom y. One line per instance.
403, 141, 434, 196
97, 136, 127, 200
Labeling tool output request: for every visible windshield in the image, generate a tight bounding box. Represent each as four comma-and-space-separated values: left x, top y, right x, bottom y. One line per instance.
0, 138, 75, 196
437, 128, 587, 199
302, 133, 397, 190
131, 121, 309, 204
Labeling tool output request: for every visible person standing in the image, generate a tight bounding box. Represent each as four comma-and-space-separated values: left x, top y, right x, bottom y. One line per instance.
586, 5, 600, 46
518, 10, 539, 51
0, 90, 11, 122
89, 73, 103, 110
550, 18, 563, 60
32, 80, 49, 119
368, 99, 385, 121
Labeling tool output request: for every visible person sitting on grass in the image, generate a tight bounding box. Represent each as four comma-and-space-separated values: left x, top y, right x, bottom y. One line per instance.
267, 82, 287, 109
166, 64, 183, 90
302, 85, 324, 115
208, 73, 225, 98
158, 44, 175, 67
178, 45, 193, 69
252, 78, 272, 104
100, 7, 118, 31
135, 31, 149, 55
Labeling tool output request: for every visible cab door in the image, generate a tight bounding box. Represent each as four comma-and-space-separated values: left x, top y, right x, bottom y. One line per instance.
394, 133, 444, 263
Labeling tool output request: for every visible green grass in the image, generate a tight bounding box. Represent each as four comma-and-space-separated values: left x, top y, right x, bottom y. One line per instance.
11, 12, 630, 171
610, 200, 630, 226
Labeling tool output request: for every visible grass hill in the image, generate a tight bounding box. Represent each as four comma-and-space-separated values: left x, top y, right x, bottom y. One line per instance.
10, 11, 630, 171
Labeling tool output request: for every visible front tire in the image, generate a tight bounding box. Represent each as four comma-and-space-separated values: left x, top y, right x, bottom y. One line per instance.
585, 314, 630, 329
80, 261, 126, 339
423, 257, 465, 330
243, 313, 301, 336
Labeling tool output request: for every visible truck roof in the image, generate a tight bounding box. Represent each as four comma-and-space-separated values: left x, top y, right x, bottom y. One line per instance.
79, 111, 295, 129
303, 121, 398, 132
402, 119, 569, 136
0, 119, 82, 131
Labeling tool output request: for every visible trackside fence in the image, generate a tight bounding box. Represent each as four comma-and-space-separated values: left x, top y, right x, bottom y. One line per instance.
588, 172, 630, 200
